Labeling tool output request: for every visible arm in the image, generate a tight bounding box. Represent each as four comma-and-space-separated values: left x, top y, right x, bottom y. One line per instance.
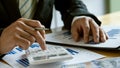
0, 18, 46, 54
55, 0, 108, 43
55, 0, 101, 29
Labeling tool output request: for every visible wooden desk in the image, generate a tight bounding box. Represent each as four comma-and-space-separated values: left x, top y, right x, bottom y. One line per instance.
99, 11, 120, 26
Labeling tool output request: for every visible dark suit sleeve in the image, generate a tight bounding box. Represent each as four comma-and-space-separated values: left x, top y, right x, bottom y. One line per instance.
0, 54, 6, 59
0, 28, 3, 36
55, 0, 101, 29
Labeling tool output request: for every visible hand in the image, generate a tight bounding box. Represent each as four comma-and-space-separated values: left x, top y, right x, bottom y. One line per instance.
0, 18, 46, 54
71, 16, 108, 43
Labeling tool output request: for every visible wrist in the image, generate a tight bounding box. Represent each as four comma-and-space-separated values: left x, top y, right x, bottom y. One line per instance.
72, 16, 90, 26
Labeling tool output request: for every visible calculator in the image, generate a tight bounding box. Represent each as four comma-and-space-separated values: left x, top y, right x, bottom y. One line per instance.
26, 43, 73, 65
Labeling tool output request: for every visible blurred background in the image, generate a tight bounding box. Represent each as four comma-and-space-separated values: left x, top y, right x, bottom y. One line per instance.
51, 0, 120, 29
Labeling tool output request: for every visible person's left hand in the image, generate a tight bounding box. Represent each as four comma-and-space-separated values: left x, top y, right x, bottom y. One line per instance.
71, 16, 108, 43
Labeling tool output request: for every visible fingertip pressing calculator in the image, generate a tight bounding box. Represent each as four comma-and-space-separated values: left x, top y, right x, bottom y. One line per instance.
26, 43, 73, 65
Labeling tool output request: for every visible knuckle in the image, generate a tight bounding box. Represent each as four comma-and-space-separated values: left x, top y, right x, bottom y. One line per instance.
95, 28, 99, 33
85, 26, 90, 30
81, 17, 88, 21
41, 25, 45, 28
25, 41, 31, 47
41, 40, 46, 45
96, 34, 99, 37
33, 31, 38, 35
34, 20, 43, 27
14, 34, 19, 39
14, 27, 19, 33
35, 20, 41, 24
15, 20, 24, 27
30, 36, 35, 42
15, 20, 21, 24
18, 18, 24, 21
84, 26, 90, 32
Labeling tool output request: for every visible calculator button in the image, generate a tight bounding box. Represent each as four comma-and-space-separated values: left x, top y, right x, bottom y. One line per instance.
27, 45, 73, 65
58, 52, 68, 56
33, 56, 46, 60
48, 54, 57, 58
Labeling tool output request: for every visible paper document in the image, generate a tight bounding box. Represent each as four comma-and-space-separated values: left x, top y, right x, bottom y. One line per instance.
46, 25, 120, 50
3, 43, 105, 68
62, 57, 120, 68
0, 62, 12, 68
91, 57, 120, 68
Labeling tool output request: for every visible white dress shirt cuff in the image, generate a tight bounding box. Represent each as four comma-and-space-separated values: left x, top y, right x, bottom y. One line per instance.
71, 16, 89, 26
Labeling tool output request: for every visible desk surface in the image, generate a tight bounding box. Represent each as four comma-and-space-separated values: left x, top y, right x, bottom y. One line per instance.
50, 11, 120, 58
99, 11, 120, 26
1, 11, 120, 66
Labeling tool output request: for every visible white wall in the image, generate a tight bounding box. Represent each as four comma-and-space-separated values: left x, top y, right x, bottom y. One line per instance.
82, 0, 105, 16
51, 0, 106, 29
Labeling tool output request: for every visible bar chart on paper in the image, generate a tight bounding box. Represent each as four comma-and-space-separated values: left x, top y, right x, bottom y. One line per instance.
2, 43, 105, 68
46, 25, 120, 50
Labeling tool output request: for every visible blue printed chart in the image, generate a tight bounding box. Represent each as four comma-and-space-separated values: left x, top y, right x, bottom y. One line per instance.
3, 43, 40, 68
3, 43, 104, 68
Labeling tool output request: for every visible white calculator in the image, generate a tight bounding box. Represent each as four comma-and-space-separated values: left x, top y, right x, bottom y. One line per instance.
26, 43, 73, 65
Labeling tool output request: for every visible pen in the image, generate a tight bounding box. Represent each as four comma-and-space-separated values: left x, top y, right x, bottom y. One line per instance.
34, 27, 49, 31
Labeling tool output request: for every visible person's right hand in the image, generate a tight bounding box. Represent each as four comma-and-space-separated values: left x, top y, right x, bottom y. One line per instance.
0, 18, 46, 54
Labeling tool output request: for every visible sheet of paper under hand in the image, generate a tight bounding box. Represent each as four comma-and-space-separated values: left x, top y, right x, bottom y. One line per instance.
46, 25, 120, 50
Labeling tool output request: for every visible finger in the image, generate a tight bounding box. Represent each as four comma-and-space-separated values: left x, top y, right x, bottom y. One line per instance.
15, 27, 35, 44
105, 31, 109, 40
38, 25, 46, 39
21, 19, 46, 49
35, 31, 46, 50
81, 20, 90, 43
99, 27, 106, 42
18, 18, 45, 38
99, 28, 109, 42
71, 26, 80, 42
89, 19, 99, 43
15, 34, 30, 50
16, 20, 46, 50
17, 18, 42, 28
